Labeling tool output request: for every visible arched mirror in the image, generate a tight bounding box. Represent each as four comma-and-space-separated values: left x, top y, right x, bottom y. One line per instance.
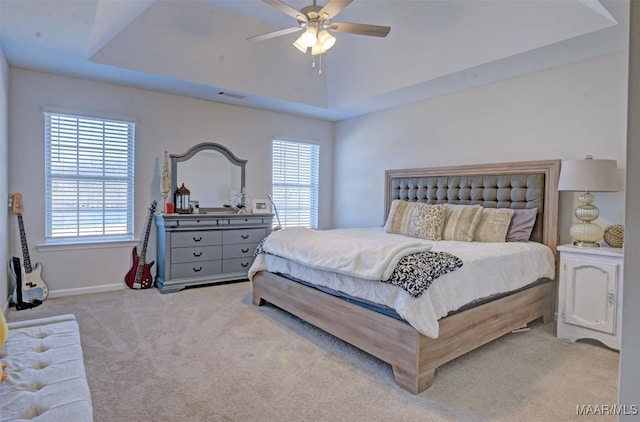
171, 143, 246, 212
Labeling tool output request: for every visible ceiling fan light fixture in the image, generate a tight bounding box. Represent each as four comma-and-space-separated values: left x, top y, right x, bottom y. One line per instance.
311, 43, 325, 56
300, 21, 319, 47
317, 30, 336, 50
252, 0, 391, 75
293, 35, 309, 53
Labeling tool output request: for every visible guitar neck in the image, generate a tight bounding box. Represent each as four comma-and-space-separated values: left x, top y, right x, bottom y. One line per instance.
135, 202, 157, 279
17, 214, 32, 273
138, 209, 154, 262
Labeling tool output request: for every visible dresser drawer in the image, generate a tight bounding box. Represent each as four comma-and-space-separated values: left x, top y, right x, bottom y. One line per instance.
171, 230, 222, 247
222, 228, 267, 244
227, 217, 268, 225
166, 216, 224, 227
223, 257, 254, 273
171, 245, 222, 264
171, 260, 222, 279
223, 243, 258, 259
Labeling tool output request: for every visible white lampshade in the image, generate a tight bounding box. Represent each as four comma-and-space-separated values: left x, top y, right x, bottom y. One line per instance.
558, 156, 620, 192
293, 36, 308, 53
311, 40, 325, 56
557, 155, 620, 248
300, 22, 318, 47
317, 30, 336, 51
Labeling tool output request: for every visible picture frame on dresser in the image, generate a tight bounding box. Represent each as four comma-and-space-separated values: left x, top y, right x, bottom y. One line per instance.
252, 199, 271, 214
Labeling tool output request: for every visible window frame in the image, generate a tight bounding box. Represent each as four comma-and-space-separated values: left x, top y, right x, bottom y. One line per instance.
44, 110, 136, 245
271, 138, 319, 229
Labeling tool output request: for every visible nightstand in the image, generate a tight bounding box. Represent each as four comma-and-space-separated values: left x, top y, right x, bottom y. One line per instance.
557, 244, 623, 350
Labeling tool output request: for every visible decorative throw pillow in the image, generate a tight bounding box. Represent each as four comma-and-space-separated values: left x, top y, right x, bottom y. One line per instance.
442, 204, 483, 242
506, 208, 538, 242
0, 311, 7, 382
407, 203, 448, 240
385, 200, 417, 236
474, 208, 515, 242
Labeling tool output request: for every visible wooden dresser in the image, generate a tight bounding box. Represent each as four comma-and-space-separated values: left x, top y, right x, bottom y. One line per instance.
155, 213, 272, 293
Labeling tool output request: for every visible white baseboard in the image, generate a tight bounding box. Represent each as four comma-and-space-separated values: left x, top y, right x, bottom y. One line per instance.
48, 283, 125, 298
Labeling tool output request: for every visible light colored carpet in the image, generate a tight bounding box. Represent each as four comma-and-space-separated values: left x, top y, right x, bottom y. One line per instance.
6, 282, 619, 422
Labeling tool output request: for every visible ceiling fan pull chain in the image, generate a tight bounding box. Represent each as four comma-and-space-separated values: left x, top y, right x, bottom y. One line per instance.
319, 54, 323, 76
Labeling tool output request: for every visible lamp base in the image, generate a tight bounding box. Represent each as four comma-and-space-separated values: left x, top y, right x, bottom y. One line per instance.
569, 221, 604, 248
569, 193, 604, 248
572, 240, 600, 248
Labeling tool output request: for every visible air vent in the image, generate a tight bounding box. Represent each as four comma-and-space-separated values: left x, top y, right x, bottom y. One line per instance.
217, 91, 245, 100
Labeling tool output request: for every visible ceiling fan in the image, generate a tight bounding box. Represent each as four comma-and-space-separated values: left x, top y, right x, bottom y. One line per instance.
248, 0, 391, 56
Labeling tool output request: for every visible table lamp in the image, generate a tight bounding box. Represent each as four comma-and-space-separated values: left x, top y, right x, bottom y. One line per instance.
557, 155, 619, 247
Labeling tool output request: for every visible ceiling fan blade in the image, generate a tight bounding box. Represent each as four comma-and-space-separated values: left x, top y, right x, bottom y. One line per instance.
247, 26, 302, 42
328, 22, 391, 37
262, 0, 307, 22
318, 0, 353, 20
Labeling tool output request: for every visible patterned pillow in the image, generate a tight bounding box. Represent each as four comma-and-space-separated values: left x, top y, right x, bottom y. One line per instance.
507, 208, 538, 242
442, 204, 483, 242
407, 203, 447, 240
385, 200, 417, 236
474, 208, 515, 242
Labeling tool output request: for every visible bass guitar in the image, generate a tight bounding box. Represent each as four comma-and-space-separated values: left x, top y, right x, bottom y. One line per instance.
9, 193, 49, 304
125, 200, 157, 289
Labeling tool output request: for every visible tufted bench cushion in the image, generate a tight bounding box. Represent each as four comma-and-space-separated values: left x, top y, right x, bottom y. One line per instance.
0, 314, 93, 421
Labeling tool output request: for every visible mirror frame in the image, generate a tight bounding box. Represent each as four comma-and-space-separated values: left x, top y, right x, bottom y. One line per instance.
171, 142, 247, 213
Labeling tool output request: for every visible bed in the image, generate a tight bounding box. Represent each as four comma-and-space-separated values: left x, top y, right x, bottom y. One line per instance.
250, 159, 560, 394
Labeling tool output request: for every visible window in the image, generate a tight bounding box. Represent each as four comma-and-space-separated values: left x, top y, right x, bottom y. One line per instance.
272, 139, 319, 229
45, 112, 135, 244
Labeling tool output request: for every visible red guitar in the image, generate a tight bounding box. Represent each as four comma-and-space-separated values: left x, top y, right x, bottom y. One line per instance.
125, 201, 157, 289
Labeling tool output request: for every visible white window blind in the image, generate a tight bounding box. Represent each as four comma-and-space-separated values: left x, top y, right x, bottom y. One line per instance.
45, 112, 135, 243
272, 139, 319, 229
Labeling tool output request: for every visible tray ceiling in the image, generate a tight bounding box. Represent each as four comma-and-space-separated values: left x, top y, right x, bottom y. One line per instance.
0, 0, 628, 121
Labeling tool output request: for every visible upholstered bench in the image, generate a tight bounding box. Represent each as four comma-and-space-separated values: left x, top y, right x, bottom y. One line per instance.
0, 314, 93, 421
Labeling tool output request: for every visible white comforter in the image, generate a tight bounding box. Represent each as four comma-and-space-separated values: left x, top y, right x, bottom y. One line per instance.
259, 227, 432, 280
249, 228, 555, 339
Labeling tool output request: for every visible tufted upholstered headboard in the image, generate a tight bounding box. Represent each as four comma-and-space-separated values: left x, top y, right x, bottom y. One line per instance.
385, 160, 560, 252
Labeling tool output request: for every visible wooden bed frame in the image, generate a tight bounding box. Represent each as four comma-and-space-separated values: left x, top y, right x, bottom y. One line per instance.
252, 160, 560, 394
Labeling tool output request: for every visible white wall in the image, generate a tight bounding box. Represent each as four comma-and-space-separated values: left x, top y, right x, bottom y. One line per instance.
0, 46, 9, 311
7, 68, 333, 295
333, 53, 628, 247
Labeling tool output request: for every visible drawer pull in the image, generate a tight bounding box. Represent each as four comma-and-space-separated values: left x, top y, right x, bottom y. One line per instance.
193, 236, 203, 242
241, 262, 249, 268
241, 234, 249, 240
193, 267, 203, 272
193, 252, 203, 257
241, 248, 249, 253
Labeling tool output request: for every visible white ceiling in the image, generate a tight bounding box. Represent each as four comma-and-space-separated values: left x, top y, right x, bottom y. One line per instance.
0, 0, 628, 121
